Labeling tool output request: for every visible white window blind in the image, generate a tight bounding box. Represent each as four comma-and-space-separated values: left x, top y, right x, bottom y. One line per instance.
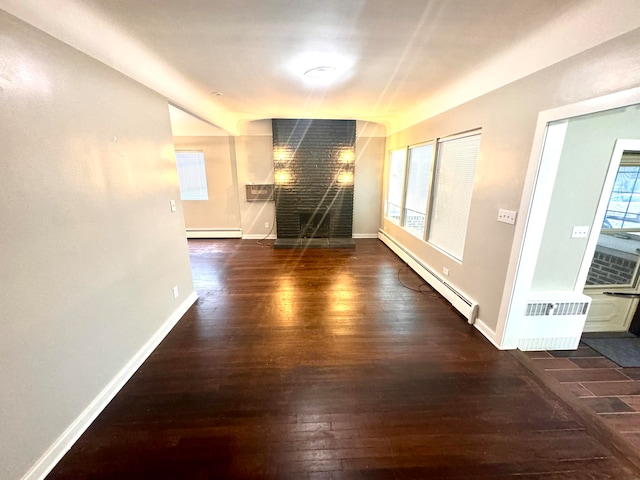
404, 143, 433, 236
428, 133, 480, 260
386, 148, 407, 223
175, 151, 209, 200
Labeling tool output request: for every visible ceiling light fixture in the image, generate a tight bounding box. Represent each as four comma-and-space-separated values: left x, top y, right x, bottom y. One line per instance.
288, 52, 353, 86
303, 66, 337, 80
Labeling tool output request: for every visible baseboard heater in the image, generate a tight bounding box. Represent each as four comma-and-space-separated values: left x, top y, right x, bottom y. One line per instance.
378, 230, 479, 324
186, 228, 242, 239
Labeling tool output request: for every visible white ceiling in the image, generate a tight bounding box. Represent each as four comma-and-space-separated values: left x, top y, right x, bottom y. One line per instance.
2, 0, 640, 134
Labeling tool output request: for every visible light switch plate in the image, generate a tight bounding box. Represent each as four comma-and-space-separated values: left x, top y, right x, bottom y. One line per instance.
170, 199, 177, 212
498, 209, 517, 225
571, 226, 589, 238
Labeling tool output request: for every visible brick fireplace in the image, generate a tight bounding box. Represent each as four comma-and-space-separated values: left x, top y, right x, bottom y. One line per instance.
272, 119, 355, 248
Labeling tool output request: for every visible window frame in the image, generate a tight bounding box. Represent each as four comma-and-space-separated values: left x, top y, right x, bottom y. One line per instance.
175, 150, 209, 201
384, 130, 481, 262
384, 148, 408, 225
585, 153, 640, 289
403, 142, 436, 239
602, 155, 640, 231
426, 130, 481, 261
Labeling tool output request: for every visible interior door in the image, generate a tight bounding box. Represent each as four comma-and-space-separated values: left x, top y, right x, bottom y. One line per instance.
584, 151, 640, 332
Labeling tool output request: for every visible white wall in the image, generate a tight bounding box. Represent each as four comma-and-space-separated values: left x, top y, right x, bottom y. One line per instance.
173, 119, 387, 239
173, 136, 242, 232
0, 10, 195, 479
383, 26, 640, 344
354, 124, 386, 237
235, 120, 276, 238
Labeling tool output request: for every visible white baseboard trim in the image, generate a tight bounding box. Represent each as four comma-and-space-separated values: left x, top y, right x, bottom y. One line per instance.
186, 229, 242, 239
473, 318, 504, 349
242, 234, 276, 240
23, 291, 198, 480
378, 230, 479, 325
352, 233, 379, 239
241, 234, 375, 240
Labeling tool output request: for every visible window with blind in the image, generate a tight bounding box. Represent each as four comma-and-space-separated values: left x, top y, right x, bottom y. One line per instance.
385, 148, 406, 223
175, 151, 209, 200
404, 143, 434, 237
427, 132, 481, 260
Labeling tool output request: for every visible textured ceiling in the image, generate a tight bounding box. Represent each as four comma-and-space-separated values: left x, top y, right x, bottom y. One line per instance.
2, 0, 640, 134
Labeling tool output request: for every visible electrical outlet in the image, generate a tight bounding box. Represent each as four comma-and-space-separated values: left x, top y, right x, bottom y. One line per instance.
443, 267, 449, 276
265, 222, 269, 229
571, 226, 589, 238
172, 286, 179, 299
497, 208, 517, 225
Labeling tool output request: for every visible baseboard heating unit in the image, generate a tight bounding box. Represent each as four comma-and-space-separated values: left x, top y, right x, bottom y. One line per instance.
378, 231, 479, 324
518, 291, 591, 351
186, 228, 242, 239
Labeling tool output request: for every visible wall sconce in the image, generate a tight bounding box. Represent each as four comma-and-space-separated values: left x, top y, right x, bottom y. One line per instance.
275, 171, 290, 184
337, 171, 354, 184
274, 148, 292, 164
340, 149, 355, 163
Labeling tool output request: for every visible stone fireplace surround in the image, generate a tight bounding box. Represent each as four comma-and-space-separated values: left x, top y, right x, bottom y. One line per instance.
272, 119, 356, 249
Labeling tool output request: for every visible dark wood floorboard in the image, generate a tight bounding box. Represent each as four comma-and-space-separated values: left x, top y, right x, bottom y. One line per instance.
46, 239, 640, 479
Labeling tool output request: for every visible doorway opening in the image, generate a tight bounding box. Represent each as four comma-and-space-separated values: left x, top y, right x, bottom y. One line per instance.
583, 150, 640, 333
500, 87, 640, 351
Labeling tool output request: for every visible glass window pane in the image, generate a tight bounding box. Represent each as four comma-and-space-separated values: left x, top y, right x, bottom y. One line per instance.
405, 144, 433, 213
387, 149, 406, 205
386, 203, 401, 223
428, 133, 480, 260
175, 151, 209, 200
604, 165, 640, 229
404, 212, 425, 235
386, 149, 406, 222
404, 144, 433, 236
589, 155, 640, 288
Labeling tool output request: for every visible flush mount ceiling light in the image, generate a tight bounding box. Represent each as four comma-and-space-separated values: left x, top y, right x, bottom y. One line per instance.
288, 52, 353, 86
303, 65, 337, 80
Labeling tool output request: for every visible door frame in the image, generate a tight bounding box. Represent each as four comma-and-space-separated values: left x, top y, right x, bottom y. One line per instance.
496, 86, 640, 350
577, 139, 640, 286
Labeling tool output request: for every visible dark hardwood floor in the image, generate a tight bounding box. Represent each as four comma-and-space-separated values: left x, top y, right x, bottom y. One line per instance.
47, 239, 640, 479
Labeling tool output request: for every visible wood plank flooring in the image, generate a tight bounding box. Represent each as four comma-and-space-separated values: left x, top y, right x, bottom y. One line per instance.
47, 239, 640, 479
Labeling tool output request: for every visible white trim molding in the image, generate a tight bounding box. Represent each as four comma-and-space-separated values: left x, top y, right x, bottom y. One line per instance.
473, 318, 501, 349
23, 291, 198, 480
353, 233, 379, 239
186, 228, 242, 239
378, 230, 482, 328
